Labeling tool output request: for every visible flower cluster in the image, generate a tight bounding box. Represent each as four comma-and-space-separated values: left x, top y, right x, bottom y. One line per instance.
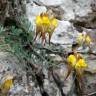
77, 33, 91, 45
67, 54, 88, 69
34, 12, 58, 46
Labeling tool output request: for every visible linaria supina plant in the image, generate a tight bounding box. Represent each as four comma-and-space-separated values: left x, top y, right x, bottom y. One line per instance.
65, 43, 88, 95
34, 11, 58, 46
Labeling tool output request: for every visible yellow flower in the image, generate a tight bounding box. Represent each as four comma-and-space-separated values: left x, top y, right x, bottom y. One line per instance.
85, 35, 91, 44
77, 33, 91, 45
36, 16, 42, 25
75, 59, 88, 69
0, 75, 13, 94
77, 33, 84, 43
42, 16, 50, 27
67, 54, 88, 69
67, 54, 76, 67
1, 79, 13, 90
35, 12, 58, 46
51, 18, 58, 28
48, 18, 58, 33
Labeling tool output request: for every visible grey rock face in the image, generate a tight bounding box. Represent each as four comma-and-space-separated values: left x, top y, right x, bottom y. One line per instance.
51, 20, 74, 45
25, 0, 96, 95
33, 0, 64, 6
0, 0, 96, 96
26, 3, 47, 23
31, 0, 94, 21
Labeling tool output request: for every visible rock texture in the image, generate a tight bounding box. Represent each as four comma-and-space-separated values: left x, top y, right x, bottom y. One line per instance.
0, 0, 96, 96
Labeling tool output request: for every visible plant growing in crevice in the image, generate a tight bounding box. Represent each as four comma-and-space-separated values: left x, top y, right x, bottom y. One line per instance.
77, 31, 92, 53
0, 14, 95, 96
65, 43, 88, 96
34, 11, 58, 46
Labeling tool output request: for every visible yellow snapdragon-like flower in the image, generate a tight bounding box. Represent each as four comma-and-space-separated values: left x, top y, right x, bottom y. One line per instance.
1, 79, 13, 90
35, 12, 58, 46
67, 54, 76, 67
85, 35, 91, 44
36, 16, 42, 25
75, 59, 88, 69
51, 18, 58, 28
77, 33, 84, 43
67, 54, 88, 69
77, 33, 91, 45
42, 16, 50, 27
48, 18, 58, 33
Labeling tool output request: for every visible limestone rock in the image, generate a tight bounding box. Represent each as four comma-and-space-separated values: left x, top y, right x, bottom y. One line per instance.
26, 4, 47, 22
33, 0, 64, 6
51, 20, 75, 45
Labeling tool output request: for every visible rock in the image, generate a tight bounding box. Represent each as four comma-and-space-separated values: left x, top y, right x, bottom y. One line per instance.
83, 70, 96, 95
49, 64, 73, 95
26, 4, 47, 16
91, 0, 96, 12
0, 52, 44, 96
85, 55, 96, 74
33, 0, 64, 6
9, 84, 24, 95
26, 4, 47, 22
79, 54, 96, 95
61, 0, 93, 20
0, 52, 27, 95
47, 7, 64, 20
32, 0, 93, 20
52, 55, 63, 62
0, 52, 23, 75
71, 12, 96, 29
51, 20, 75, 45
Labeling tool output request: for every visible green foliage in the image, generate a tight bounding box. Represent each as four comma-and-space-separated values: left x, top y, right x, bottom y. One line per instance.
0, 17, 34, 61
0, 24, 6, 32
0, 16, 61, 70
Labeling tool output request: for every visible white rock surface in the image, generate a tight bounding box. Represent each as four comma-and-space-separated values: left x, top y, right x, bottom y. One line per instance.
0, 52, 24, 95
61, 0, 92, 20
26, 4, 47, 23
51, 20, 75, 44
0, 52, 22, 74
30, 0, 93, 20
34, 0, 64, 6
